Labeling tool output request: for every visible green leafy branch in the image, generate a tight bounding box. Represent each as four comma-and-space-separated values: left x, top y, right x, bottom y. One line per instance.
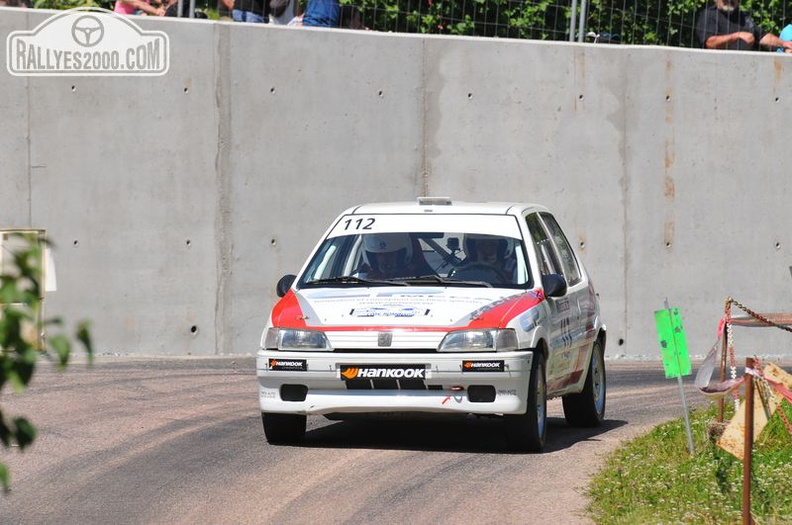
0, 232, 93, 493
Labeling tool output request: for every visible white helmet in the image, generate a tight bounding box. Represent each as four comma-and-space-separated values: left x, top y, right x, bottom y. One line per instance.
463, 233, 512, 260
363, 233, 413, 270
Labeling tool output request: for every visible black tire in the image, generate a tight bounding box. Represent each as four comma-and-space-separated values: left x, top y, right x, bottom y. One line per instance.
505, 351, 546, 452
562, 338, 606, 427
261, 413, 306, 444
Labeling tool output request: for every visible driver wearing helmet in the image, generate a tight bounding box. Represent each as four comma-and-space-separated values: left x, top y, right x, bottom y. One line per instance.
358, 233, 432, 279
461, 233, 517, 282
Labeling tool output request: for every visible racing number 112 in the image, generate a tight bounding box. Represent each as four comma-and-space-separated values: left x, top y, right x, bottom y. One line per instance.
343, 218, 375, 231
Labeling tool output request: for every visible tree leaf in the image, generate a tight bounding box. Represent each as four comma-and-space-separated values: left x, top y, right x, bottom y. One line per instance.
0, 232, 91, 492
12, 417, 37, 450
48, 334, 71, 369
0, 463, 8, 494
76, 321, 94, 363
0, 412, 11, 447
5, 366, 27, 392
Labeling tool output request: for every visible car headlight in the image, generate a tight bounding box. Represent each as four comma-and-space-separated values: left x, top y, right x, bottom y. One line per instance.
265, 328, 331, 351
438, 329, 518, 352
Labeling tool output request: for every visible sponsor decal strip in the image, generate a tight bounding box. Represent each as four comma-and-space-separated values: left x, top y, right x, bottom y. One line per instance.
547, 370, 584, 391
462, 360, 505, 372
271, 291, 545, 331
340, 365, 427, 380
268, 358, 308, 371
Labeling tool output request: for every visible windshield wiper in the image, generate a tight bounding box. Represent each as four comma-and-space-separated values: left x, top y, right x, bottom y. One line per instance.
394, 274, 492, 288
305, 276, 408, 286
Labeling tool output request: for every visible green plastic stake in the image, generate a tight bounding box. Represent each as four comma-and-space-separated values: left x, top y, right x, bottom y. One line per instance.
655, 301, 695, 454
654, 307, 692, 379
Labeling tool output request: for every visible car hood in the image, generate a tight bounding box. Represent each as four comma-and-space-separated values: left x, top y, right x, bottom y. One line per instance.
271, 287, 545, 329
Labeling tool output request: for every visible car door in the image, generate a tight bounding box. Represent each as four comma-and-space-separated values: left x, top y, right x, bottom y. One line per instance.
539, 212, 593, 391
525, 213, 584, 394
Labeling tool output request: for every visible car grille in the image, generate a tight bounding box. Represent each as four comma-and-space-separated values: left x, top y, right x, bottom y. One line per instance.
345, 379, 428, 390
326, 331, 445, 350
333, 348, 438, 353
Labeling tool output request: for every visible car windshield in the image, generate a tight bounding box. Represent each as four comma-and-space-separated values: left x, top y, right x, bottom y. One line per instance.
298, 213, 532, 289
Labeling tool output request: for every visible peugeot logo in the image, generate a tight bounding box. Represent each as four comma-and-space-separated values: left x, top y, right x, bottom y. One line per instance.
377, 332, 393, 347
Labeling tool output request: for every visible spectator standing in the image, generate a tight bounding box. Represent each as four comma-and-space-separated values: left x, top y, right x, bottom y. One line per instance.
114, 0, 165, 16
286, 0, 306, 25
779, 24, 792, 48
269, 0, 297, 25
163, 0, 213, 17
302, 0, 339, 28
233, 0, 268, 23
218, 0, 234, 20
696, 0, 792, 52
338, 4, 365, 29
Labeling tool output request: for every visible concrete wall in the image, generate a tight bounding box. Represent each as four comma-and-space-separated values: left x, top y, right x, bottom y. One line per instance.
2, 8, 791, 358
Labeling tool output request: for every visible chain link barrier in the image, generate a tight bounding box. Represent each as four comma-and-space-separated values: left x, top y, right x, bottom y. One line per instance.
725, 299, 792, 437
752, 357, 792, 437
727, 297, 792, 334
725, 298, 739, 410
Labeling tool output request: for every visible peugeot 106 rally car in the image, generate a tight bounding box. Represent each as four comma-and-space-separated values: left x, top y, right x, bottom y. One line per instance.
257, 197, 606, 451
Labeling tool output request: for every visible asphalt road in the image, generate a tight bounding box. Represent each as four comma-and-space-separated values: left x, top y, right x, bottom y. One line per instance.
1, 357, 773, 525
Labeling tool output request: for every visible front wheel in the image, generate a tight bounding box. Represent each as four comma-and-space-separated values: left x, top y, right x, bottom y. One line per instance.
562, 338, 606, 427
505, 351, 546, 452
262, 413, 306, 445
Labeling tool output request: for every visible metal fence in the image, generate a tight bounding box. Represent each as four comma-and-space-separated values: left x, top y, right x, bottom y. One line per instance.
341, 0, 791, 48
26, 0, 791, 48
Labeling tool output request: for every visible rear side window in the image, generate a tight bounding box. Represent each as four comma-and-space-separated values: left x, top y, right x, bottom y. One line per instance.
540, 213, 581, 285
525, 213, 560, 276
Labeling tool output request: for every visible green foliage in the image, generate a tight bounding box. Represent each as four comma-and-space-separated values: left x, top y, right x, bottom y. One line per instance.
22, 0, 792, 47
350, 0, 572, 40
350, 0, 791, 47
588, 402, 792, 524
584, 0, 706, 47
33, 0, 112, 10
25, 0, 792, 47
0, 232, 93, 493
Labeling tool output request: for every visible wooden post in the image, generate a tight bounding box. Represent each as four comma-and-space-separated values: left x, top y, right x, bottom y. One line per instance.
718, 323, 727, 422
742, 357, 754, 525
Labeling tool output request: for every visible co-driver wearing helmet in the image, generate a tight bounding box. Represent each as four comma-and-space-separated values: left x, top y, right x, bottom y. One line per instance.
358, 233, 432, 279
460, 233, 517, 282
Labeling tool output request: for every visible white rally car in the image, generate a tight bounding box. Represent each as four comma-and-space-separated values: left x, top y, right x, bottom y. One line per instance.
257, 198, 606, 451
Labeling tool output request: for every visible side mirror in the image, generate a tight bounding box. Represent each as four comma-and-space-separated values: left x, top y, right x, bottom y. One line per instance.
276, 274, 297, 298
541, 274, 567, 298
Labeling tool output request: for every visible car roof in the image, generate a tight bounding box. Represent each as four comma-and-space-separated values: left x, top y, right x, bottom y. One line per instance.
345, 198, 550, 216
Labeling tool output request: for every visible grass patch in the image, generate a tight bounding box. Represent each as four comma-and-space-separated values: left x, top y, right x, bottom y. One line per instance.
588, 401, 792, 524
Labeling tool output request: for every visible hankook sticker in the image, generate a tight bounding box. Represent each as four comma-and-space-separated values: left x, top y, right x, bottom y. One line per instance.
462, 360, 505, 372
269, 359, 307, 371
340, 364, 427, 380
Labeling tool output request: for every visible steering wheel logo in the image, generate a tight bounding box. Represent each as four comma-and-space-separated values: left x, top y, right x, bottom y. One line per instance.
71, 15, 105, 47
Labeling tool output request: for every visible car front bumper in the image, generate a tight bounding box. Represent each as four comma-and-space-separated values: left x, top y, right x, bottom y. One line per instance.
256, 350, 535, 416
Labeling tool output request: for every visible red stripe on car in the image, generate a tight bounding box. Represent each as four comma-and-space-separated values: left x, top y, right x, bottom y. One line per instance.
270, 290, 308, 328
466, 292, 544, 329
272, 291, 544, 332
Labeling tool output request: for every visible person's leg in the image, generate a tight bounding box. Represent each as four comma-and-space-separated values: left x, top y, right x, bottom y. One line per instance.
233, 10, 267, 22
